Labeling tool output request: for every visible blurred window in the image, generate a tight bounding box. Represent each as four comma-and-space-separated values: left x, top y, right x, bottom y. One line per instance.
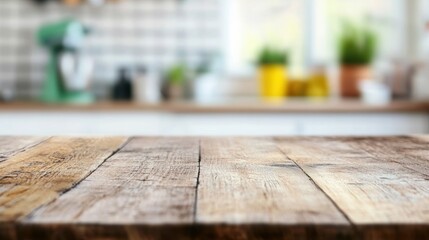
323, 0, 407, 60
224, 0, 407, 75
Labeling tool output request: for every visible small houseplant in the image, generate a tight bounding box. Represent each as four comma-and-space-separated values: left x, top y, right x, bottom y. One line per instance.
257, 46, 289, 98
338, 24, 377, 97
162, 63, 189, 100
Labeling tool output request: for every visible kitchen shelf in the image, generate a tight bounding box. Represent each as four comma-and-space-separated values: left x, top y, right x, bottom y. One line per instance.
1, 99, 429, 113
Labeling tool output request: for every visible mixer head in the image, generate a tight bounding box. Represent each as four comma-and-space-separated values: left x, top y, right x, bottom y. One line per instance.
37, 19, 90, 50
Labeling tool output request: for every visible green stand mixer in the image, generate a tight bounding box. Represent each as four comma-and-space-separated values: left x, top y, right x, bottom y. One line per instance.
38, 19, 94, 104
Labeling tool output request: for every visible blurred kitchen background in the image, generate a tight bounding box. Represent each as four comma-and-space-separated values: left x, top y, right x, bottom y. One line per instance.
1, 0, 429, 136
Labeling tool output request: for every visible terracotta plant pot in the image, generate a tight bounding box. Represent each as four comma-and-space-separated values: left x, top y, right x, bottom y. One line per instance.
340, 65, 372, 97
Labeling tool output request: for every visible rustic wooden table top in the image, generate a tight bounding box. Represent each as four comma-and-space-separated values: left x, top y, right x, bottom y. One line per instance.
0, 136, 429, 240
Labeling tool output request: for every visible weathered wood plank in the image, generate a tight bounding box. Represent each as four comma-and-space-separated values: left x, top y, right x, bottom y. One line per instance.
276, 137, 429, 238
410, 134, 429, 142
25, 137, 199, 228
346, 136, 429, 178
197, 137, 351, 239
1, 136, 428, 240
0, 137, 48, 163
0, 186, 58, 222
0, 137, 128, 221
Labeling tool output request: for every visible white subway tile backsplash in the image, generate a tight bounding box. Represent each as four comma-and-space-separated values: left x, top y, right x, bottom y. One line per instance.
0, 0, 222, 99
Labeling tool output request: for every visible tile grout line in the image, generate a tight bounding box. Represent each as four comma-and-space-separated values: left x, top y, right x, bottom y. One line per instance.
274, 138, 358, 235
193, 138, 202, 223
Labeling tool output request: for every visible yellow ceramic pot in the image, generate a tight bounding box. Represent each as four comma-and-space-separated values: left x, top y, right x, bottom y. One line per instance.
259, 65, 287, 98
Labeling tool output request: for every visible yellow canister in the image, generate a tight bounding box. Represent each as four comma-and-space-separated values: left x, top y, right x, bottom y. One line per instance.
259, 65, 287, 98
307, 67, 330, 98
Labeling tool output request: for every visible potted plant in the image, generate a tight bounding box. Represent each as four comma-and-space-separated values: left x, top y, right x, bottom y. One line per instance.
162, 63, 189, 100
257, 46, 289, 98
338, 24, 377, 97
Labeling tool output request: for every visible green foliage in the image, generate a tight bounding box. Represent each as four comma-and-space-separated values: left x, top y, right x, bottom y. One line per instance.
166, 64, 187, 85
257, 46, 289, 66
338, 24, 377, 65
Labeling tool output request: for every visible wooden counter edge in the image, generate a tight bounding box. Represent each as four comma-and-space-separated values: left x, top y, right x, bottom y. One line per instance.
1, 222, 428, 240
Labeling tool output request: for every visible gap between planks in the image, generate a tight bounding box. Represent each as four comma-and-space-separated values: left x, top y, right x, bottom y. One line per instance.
274, 136, 429, 240
20, 137, 133, 222
193, 139, 202, 223
0, 136, 132, 240
0, 137, 51, 163
274, 137, 357, 231
26, 137, 200, 225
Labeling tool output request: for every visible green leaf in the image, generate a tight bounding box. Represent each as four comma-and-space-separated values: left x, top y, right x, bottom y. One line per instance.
257, 46, 289, 66
338, 23, 378, 65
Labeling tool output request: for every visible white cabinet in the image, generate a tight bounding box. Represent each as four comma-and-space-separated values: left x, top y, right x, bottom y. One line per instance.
1, 111, 428, 136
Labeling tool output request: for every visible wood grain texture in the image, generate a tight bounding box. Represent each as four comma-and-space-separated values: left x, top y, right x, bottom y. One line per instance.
276, 137, 429, 228
197, 137, 351, 239
1, 136, 429, 239
346, 136, 429, 181
0, 136, 47, 162
0, 137, 128, 221
412, 134, 429, 142
26, 137, 200, 226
